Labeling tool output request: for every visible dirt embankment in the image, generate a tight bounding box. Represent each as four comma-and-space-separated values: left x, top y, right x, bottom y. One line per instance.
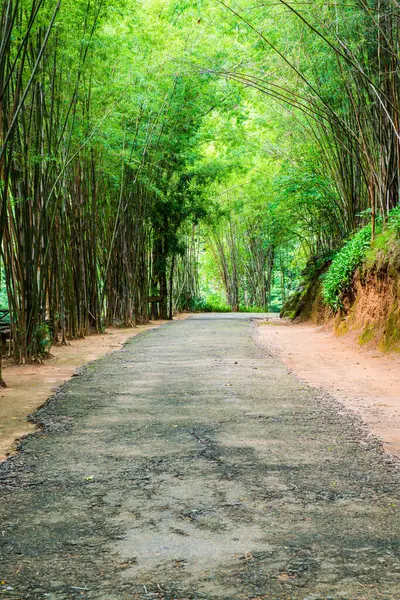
334, 271, 400, 351
285, 266, 400, 351
0, 315, 192, 461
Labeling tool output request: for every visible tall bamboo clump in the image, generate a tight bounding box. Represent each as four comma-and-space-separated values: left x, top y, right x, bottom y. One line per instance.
219, 0, 400, 242
293, 0, 400, 232
0, 0, 206, 364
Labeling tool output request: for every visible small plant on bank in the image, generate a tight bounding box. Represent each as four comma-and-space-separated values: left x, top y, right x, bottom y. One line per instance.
363, 212, 400, 273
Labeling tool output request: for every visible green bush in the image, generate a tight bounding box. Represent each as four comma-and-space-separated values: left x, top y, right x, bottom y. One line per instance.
322, 225, 373, 312
364, 209, 400, 272
269, 297, 283, 314
34, 322, 52, 356
387, 206, 400, 235
190, 295, 231, 312
238, 305, 268, 313
191, 294, 275, 313
323, 208, 400, 312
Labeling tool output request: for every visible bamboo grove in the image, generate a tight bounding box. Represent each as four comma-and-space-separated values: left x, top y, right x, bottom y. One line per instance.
0, 0, 213, 364
1, 0, 400, 364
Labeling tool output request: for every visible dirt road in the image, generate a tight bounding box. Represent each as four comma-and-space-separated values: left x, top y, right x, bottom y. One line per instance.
1, 314, 400, 599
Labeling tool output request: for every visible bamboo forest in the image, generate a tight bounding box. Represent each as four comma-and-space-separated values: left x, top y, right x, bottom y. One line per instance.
0, 0, 398, 365
4, 1, 400, 598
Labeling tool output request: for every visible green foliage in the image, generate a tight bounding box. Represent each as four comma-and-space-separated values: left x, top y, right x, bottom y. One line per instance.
280, 253, 331, 320
0, 268, 8, 310
322, 226, 373, 312
269, 295, 284, 314
190, 295, 231, 313
190, 295, 268, 313
238, 305, 267, 313
364, 210, 400, 273
387, 207, 400, 236
274, 159, 347, 254
3, 0, 399, 352
303, 253, 336, 282
35, 323, 53, 357
323, 208, 400, 314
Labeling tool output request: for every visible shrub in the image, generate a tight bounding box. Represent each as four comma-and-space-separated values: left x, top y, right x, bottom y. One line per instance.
35, 322, 52, 356
322, 225, 373, 311
387, 206, 400, 235
238, 305, 268, 313
190, 295, 231, 312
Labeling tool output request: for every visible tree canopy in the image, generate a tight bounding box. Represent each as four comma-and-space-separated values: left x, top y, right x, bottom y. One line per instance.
1, 0, 399, 363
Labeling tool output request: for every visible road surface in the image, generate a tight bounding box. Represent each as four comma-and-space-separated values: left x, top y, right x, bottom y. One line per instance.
1, 314, 400, 599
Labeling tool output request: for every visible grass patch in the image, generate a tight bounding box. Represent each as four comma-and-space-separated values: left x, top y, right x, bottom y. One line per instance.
379, 306, 400, 352
364, 228, 400, 275
358, 323, 375, 346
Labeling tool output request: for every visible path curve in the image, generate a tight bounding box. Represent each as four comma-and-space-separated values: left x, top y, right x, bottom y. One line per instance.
1, 314, 400, 599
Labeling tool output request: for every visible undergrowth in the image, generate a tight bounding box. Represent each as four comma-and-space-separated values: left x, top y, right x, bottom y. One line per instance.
364, 207, 400, 272
190, 296, 231, 312
322, 208, 400, 312
322, 225, 373, 311
281, 253, 332, 320
191, 295, 271, 313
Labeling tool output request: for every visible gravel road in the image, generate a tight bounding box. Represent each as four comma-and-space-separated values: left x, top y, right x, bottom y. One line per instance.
1, 314, 400, 599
